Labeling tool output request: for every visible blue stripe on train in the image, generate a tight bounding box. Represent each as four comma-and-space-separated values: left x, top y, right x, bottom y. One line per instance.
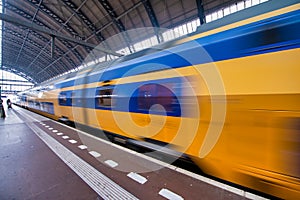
55, 9, 300, 89
59, 77, 183, 117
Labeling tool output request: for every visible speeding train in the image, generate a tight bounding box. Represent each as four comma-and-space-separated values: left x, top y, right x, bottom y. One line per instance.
17, 0, 300, 198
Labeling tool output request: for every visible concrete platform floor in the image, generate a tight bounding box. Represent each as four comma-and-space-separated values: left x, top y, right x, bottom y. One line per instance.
0, 108, 99, 200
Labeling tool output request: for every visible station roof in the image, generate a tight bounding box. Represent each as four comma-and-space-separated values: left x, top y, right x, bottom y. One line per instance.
2, 0, 241, 84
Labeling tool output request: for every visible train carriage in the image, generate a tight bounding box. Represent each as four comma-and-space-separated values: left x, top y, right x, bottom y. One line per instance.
18, 0, 300, 198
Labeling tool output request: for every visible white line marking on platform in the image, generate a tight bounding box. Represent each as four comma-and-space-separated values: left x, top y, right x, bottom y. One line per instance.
52, 130, 58, 133
105, 160, 118, 168
57, 132, 63, 136
26, 119, 138, 200
127, 172, 147, 184
69, 139, 77, 144
78, 145, 88, 150
159, 188, 184, 200
45, 126, 49, 128
89, 151, 101, 158
245, 192, 267, 200
48, 127, 53, 130
62, 136, 69, 139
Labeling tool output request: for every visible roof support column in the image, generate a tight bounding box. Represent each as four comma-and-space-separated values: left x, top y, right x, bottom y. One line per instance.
98, 0, 135, 53
142, 0, 163, 43
196, 0, 205, 25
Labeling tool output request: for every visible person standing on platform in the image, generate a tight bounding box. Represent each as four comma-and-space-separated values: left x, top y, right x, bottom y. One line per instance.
0, 99, 6, 118
7, 99, 12, 109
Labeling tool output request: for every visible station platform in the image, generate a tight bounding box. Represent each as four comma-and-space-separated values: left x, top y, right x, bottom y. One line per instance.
0, 106, 266, 200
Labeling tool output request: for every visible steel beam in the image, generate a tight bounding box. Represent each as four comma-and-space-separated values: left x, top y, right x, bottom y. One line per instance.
0, 82, 34, 87
15, 0, 43, 66
0, 78, 34, 83
98, 0, 134, 53
2, 65, 37, 84
61, 0, 114, 59
6, 32, 94, 71
6, 1, 86, 68
0, 13, 123, 57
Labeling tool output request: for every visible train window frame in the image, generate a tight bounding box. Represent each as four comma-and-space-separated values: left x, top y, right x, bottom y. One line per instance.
71, 91, 76, 106
95, 87, 115, 108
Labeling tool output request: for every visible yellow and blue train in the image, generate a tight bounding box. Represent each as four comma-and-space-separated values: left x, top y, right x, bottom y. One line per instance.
17, 0, 300, 198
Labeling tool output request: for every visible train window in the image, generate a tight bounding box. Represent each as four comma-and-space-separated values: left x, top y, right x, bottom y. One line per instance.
138, 84, 156, 110
28, 100, 34, 107
137, 83, 177, 113
95, 88, 114, 107
58, 92, 67, 105
35, 101, 40, 109
21, 95, 27, 102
